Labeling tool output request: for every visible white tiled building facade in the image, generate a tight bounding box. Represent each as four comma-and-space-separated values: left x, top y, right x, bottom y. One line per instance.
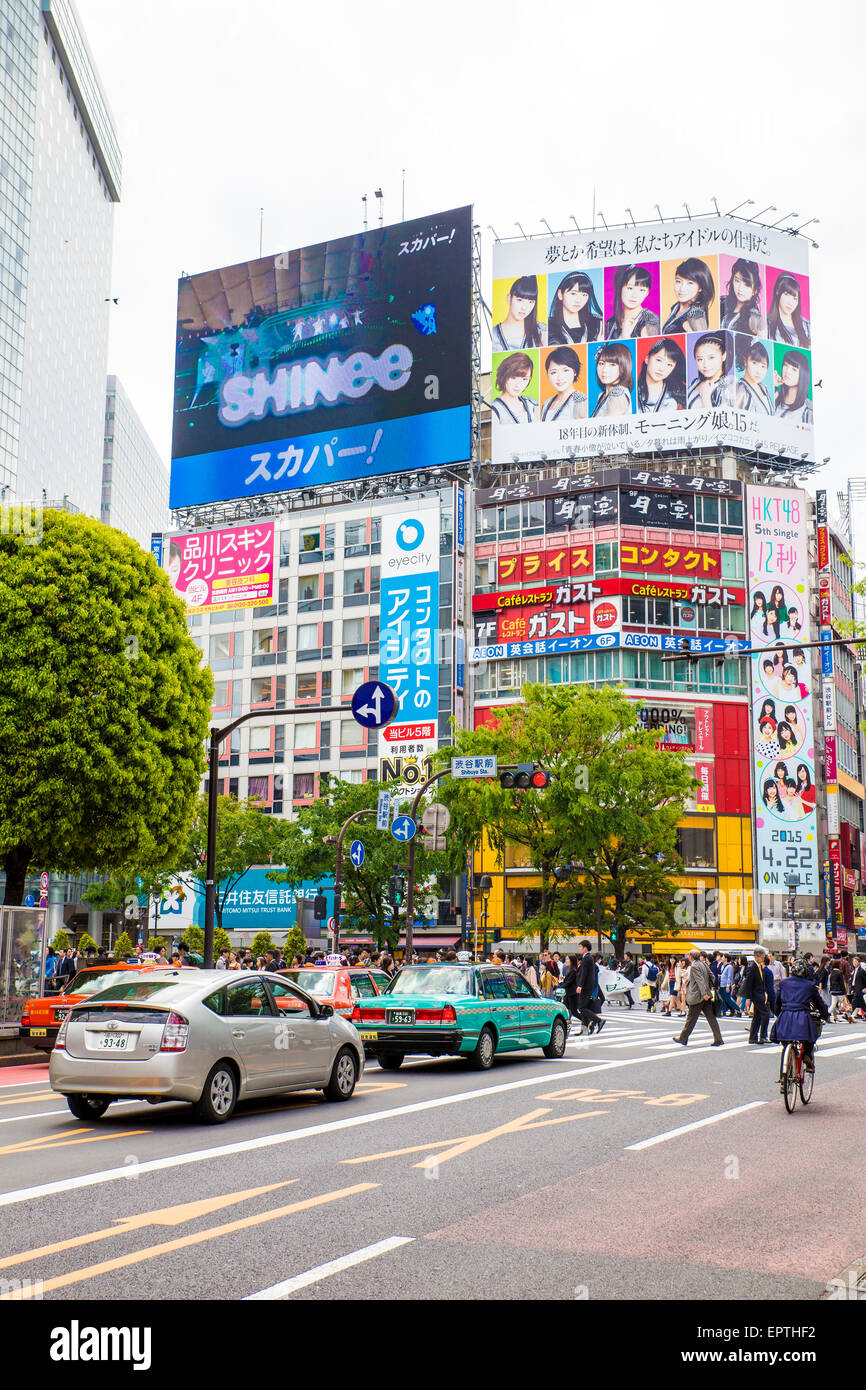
102, 375, 171, 549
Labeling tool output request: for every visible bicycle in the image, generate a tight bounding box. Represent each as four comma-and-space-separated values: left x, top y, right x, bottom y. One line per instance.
779, 1040, 814, 1112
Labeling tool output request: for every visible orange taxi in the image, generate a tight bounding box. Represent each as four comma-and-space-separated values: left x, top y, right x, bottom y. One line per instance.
20, 962, 181, 1052
277, 965, 389, 1019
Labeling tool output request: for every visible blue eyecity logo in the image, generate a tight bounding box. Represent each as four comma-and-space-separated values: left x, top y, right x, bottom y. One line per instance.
396, 519, 424, 551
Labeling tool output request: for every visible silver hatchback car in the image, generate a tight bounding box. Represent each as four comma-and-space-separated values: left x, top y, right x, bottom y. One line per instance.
49, 969, 364, 1124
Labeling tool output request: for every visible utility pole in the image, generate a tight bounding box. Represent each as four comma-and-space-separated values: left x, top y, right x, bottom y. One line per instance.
404, 768, 450, 961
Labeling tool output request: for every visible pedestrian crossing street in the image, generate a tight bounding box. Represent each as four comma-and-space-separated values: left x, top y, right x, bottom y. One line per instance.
564, 1005, 866, 1063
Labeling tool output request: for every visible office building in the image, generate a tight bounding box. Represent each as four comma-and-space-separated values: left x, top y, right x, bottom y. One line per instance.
101, 375, 170, 549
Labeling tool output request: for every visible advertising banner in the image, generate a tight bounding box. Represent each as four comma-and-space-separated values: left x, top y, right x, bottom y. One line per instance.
472, 577, 744, 612
695, 762, 716, 811
477, 468, 742, 505
829, 839, 842, 914
491, 216, 814, 465
820, 629, 834, 676
378, 500, 440, 785
746, 486, 818, 898
818, 574, 832, 625
619, 540, 721, 579
825, 735, 838, 782
164, 522, 275, 613
471, 631, 747, 662
170, 207, 472, 508
827, 787, 840, 835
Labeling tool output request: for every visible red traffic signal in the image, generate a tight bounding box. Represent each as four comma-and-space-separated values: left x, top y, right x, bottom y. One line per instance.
530, 769, 551, 788
500, 764, 551, 790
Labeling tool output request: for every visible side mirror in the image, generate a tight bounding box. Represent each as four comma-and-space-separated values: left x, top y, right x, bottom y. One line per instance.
318, 1003, 334, 1018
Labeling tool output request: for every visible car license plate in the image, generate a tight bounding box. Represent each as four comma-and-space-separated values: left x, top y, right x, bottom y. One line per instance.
387, 1009, 414, 1026
96, 1033, 132, 1051
358, 1030, 378, 1041
29, 1028, 47, 1037
54, 1010, 68, 1022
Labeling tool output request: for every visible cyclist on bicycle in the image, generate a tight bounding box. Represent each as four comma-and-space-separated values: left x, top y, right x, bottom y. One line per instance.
770, 955, 829, 1074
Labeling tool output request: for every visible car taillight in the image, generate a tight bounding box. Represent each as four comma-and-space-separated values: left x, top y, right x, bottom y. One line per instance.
21, 1006, 30, 1025
442, 1005, 457, 1024
358, 1007, 386, 1022
350, 1004, 361, 1023
414, 1008, 442, 1023
159, 1012, 189, 1052
55, 1016, 69, 1050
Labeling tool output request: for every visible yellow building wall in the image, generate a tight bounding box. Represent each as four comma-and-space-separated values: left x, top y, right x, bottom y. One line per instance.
471, 812, 758, 948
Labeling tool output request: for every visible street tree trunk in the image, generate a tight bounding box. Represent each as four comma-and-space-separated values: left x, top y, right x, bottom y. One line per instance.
3, 844, 31, 906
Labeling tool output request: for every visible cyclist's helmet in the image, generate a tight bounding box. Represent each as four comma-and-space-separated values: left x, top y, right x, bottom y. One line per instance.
789, 957, 812, 978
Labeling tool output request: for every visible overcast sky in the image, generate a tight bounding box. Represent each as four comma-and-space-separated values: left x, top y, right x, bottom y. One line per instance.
76, 0, 864, 535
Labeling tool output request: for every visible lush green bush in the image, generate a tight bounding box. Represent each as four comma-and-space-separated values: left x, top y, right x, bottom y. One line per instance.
77, 932, 98, 954
50, 929, 70, 951
113, 930, 134, 959
181, 926, 205, 953
284, 925, 307, 960
250, 930, 276, 960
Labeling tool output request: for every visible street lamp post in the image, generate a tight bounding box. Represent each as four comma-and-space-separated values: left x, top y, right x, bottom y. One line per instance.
325, 808, 376, 956
480, 874, 492, 955
203, 700, 340, 968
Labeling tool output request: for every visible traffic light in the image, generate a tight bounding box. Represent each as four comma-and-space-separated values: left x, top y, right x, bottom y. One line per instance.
313, 892, 328, 921
388, 874, 405, 908
499, 763, 551, 790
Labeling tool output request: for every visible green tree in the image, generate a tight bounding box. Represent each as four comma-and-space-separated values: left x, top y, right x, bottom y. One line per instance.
0, 511, 212, 904
83, 868, 174, 937
251, 930, 276, 959
272, 778, 451, 950
77, 932, 98, 954
439, 684, 695, 954
113, 930, 134, 960
146, 936, 166, 953
284, 925, 307, 960
179, 795, 285, 930
51, 929, 70, 952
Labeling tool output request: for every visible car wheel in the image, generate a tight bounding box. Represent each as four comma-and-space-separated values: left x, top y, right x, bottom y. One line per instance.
543, 1016, 568, 1059
66, 1094, 111, 1121
469, 1025, 497, 1070
195, 1062, 237, 1124
378, 1053, 404, 1071
324, 1046, 358, 1102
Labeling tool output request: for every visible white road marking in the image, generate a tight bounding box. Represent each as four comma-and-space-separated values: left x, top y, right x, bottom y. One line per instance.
0, 1100, 145, 1127
243, 1236, 415, 1299
0, 1030, 860, 1208
815, 1039, 866, 1058
625, 1101, 768, 1150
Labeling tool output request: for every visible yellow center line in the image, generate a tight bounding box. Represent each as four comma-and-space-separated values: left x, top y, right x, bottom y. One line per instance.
0, 1091, 56, 1107
342, 1108, 608, 1169
0, 1181, 298, 1270
0, 1129, 149, 1157
0, 1183, 380, 1299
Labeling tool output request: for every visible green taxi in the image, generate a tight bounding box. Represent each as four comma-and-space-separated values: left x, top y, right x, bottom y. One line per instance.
349, 962, 570, 1070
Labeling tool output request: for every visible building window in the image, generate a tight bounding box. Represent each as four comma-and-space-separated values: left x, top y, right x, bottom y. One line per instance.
296, 672, 318, 699
343, 617, 365, 647
248, 776, 270, 805
249, 726, 272, 753
298, 575, 319, 603
252, 628, 274, 654
344, 568, 366, 596
294, 723, 317, 751
721, 550, 745, 581
341, 667, 365, 698
297, 623, 319, 652
677, 827, 716, 868
340, 718, 363, 745
300, 527, 321, 553
212, 681, 230, 707
251, 677, 274, 704
293, 773, 315, 799
595, 542, 617, 573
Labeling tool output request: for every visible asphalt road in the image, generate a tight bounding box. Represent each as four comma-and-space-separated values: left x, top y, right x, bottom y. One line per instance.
1, 1005, 865, 1301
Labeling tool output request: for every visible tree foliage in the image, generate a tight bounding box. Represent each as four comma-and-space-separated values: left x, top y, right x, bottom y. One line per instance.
113, 931, 134, 960
271, 778, 452, 950
284, 925, 307, 960
0, 512, 212, 904
179, 794, 285, 929
77, 932, 98, 954
250, 930, 276, 959
51, 929, 70, 952
438, 684, 695, 954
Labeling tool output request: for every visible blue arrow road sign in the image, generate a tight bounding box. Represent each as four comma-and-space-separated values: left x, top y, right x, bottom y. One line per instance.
351, 681, 400, 729
350, 839, 365, 869
390, 815, 417, 843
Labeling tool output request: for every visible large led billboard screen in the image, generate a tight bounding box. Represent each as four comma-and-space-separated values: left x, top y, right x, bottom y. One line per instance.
490, 216, 814, 465
170, 207, 473, 508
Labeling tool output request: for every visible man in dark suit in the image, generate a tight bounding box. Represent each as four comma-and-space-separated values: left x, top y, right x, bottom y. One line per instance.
56, 948, 77, 990
742, 948, 773, 1044
575, 940, 605, 1035
848, 956, 866, 1017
